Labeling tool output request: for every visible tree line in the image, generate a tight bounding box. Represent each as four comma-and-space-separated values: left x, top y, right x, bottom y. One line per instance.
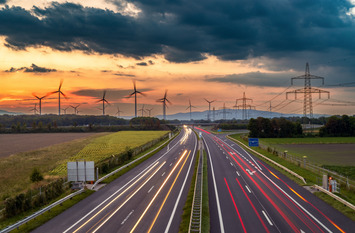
248, 117, 303, 138
319, 115, 355, 137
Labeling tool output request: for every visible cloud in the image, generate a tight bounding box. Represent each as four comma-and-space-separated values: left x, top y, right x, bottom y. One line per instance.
0, 0, 354, 67
136, 62, 148, 66
114, 73, 136, 77
207, 71, 296, 87
0, 0, 7, 5
5, 63, 57, 73
72, 88, 153, 99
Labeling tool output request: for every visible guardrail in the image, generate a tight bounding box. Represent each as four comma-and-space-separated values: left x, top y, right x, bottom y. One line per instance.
313, 185, 355, 211
227, 136, 307, 184
0, 189, 85, 233
91, 131, 178, 190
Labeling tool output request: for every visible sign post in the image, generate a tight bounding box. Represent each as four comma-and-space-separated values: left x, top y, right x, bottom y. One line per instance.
248, 138, 259, 147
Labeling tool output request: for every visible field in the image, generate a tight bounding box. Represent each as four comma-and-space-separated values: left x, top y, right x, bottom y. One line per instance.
260, 137, 355, 166
0, 133, 98, 158
50, 131, 168, 175
0, 131, 167, 200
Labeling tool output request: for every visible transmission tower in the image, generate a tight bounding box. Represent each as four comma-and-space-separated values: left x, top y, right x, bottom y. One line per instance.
220, 103, 228, 120
286, 63, 330, 118
234, 92, 255, 120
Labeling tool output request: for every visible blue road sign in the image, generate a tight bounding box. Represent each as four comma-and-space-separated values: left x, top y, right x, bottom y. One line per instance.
248, 138, 259, 147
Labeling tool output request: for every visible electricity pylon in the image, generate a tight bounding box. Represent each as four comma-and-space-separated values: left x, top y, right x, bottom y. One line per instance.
234, 92, 255, 120
286, 63, 330, 118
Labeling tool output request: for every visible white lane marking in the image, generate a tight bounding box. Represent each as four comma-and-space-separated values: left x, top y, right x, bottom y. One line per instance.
121, 210, 134, 225
226, 156, 228, 159
63, 131, 187, 233
231, 142, 262, 170
165, 131, 198, 233
262, 210, 273, 226
258, 169, 332, 233
245, 185, 251, 193
246, 169, 255, 176
170, 163, 173, 167
300, 230, 305, 233
148, 186, 154, 193
162, 172, 165, 176
200, 137, 225, 233
230, 162, 233, 167
236, 171, 240, 176
92, 162, 166, 233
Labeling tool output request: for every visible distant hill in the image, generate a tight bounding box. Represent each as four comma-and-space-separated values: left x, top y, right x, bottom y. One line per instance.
156, 109, 328, 121
0, 110, 23, 115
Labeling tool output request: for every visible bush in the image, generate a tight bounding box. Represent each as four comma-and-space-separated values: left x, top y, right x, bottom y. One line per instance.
30, 168, 43, 183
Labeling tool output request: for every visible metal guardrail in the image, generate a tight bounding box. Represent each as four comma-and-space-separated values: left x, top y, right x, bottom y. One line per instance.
313, 185, 355, 211
227, 136, 307, 184
91, 131, 177, 190
0, 189, 85, 233
189, 146, 203, 233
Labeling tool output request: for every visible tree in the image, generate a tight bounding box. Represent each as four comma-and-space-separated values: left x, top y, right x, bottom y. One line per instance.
30, 168, 43, 183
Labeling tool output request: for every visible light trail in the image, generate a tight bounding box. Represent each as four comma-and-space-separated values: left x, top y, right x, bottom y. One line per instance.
147, 150, 191, 233
130, 150, 188, 233
90, 161, 166, 233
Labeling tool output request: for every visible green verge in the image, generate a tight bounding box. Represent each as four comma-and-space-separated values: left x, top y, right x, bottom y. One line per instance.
6, 190, 94, 233
201, 150, 210, 233
179, 150, 199, 233
101, 131, 180, 184
314, 192, 355, 221
229, 134, 355, 220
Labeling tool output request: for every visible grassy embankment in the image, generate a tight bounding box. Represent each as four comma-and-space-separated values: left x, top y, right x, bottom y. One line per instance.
229, 134, 355, 221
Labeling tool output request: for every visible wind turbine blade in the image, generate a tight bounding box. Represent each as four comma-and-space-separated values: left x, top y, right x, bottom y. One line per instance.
164, 89, 168, 99
103, 90, 106, 99
186, 106, 190, 110
32, 93, 40, 99
59, 79, 63, 91
166, 98, 172, 104
133, 80, 136, 92
204, 98, 209, 102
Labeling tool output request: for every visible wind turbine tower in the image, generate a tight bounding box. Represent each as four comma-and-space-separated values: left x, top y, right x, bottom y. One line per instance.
204, 98, 215, 121
97, 91, 110, 116
157, 89, 171, 120
127, 81, 145, 118
186, 99, 196, 121
49, 80, 67, 115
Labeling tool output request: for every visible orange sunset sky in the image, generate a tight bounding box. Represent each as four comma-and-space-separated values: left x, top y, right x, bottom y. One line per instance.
0, 0, 354, 117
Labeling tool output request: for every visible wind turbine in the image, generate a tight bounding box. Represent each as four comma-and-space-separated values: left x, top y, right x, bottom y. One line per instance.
186, 99, 196, 121
126, 81, 146, 118
138, 104, 146, 117
116, 106, 123, 117
157, 89, 171, 120
97, 91, 110, 116
70, 104, 80, 115
32, 93, 50, 115
49, 80, 67, 115
30, 103, 38, 115
204, 98, 215, 121
61, 106, 69, 115
146, 108, 153, 117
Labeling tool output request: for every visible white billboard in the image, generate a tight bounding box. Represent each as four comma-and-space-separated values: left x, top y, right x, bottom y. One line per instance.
67, 161, 95, 182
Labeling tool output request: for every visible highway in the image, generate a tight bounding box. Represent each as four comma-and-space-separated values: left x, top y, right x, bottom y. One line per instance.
195, 127, 354, 233
33, 126, 197, 233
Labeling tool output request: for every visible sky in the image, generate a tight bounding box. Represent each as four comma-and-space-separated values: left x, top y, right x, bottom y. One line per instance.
0, 0, 355, 117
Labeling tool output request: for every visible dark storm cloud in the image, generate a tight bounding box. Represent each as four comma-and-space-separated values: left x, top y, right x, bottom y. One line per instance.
0, 0, 7, 5
72, 88, 153, 99
5, 63, 57, 73
136, 62, 148, 66
0, 0, 354, 65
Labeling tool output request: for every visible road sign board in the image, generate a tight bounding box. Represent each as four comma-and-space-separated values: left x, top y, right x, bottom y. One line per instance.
67, 161, 95, 182
248, 138, 259, 147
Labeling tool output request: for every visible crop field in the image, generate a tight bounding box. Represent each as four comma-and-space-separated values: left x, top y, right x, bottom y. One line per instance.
0, 131, 167, 200
50, 131, 168, 175
260, 137, 355, 166
0, 133, 98, 158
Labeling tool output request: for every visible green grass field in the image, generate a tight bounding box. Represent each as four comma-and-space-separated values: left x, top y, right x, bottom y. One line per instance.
50, 131, 168, 175
260, 137, 355, 145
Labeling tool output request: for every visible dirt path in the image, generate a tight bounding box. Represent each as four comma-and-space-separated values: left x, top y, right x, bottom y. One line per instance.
0, 133, 99, 158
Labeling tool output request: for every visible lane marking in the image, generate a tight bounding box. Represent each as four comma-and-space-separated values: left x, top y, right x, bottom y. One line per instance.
90, 162, 166, 233
148, 186, 154, 193
69, 162, 161, 233
121, 210, 134, 225
230, 162, 233, 166
170, 163, 173, 167
130, 150, 188, 233
262, 210, 273, 226
202, 137, 225, 233
236, 171, 240, 176
165, 134, 198, 233
162, 172, 166, 176
245, 185, 251, 193
148, 151, 191, 233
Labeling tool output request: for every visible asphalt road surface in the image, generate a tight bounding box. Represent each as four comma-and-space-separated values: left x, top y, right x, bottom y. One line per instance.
194, 127, 354, 233
33, 126, 197, 233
